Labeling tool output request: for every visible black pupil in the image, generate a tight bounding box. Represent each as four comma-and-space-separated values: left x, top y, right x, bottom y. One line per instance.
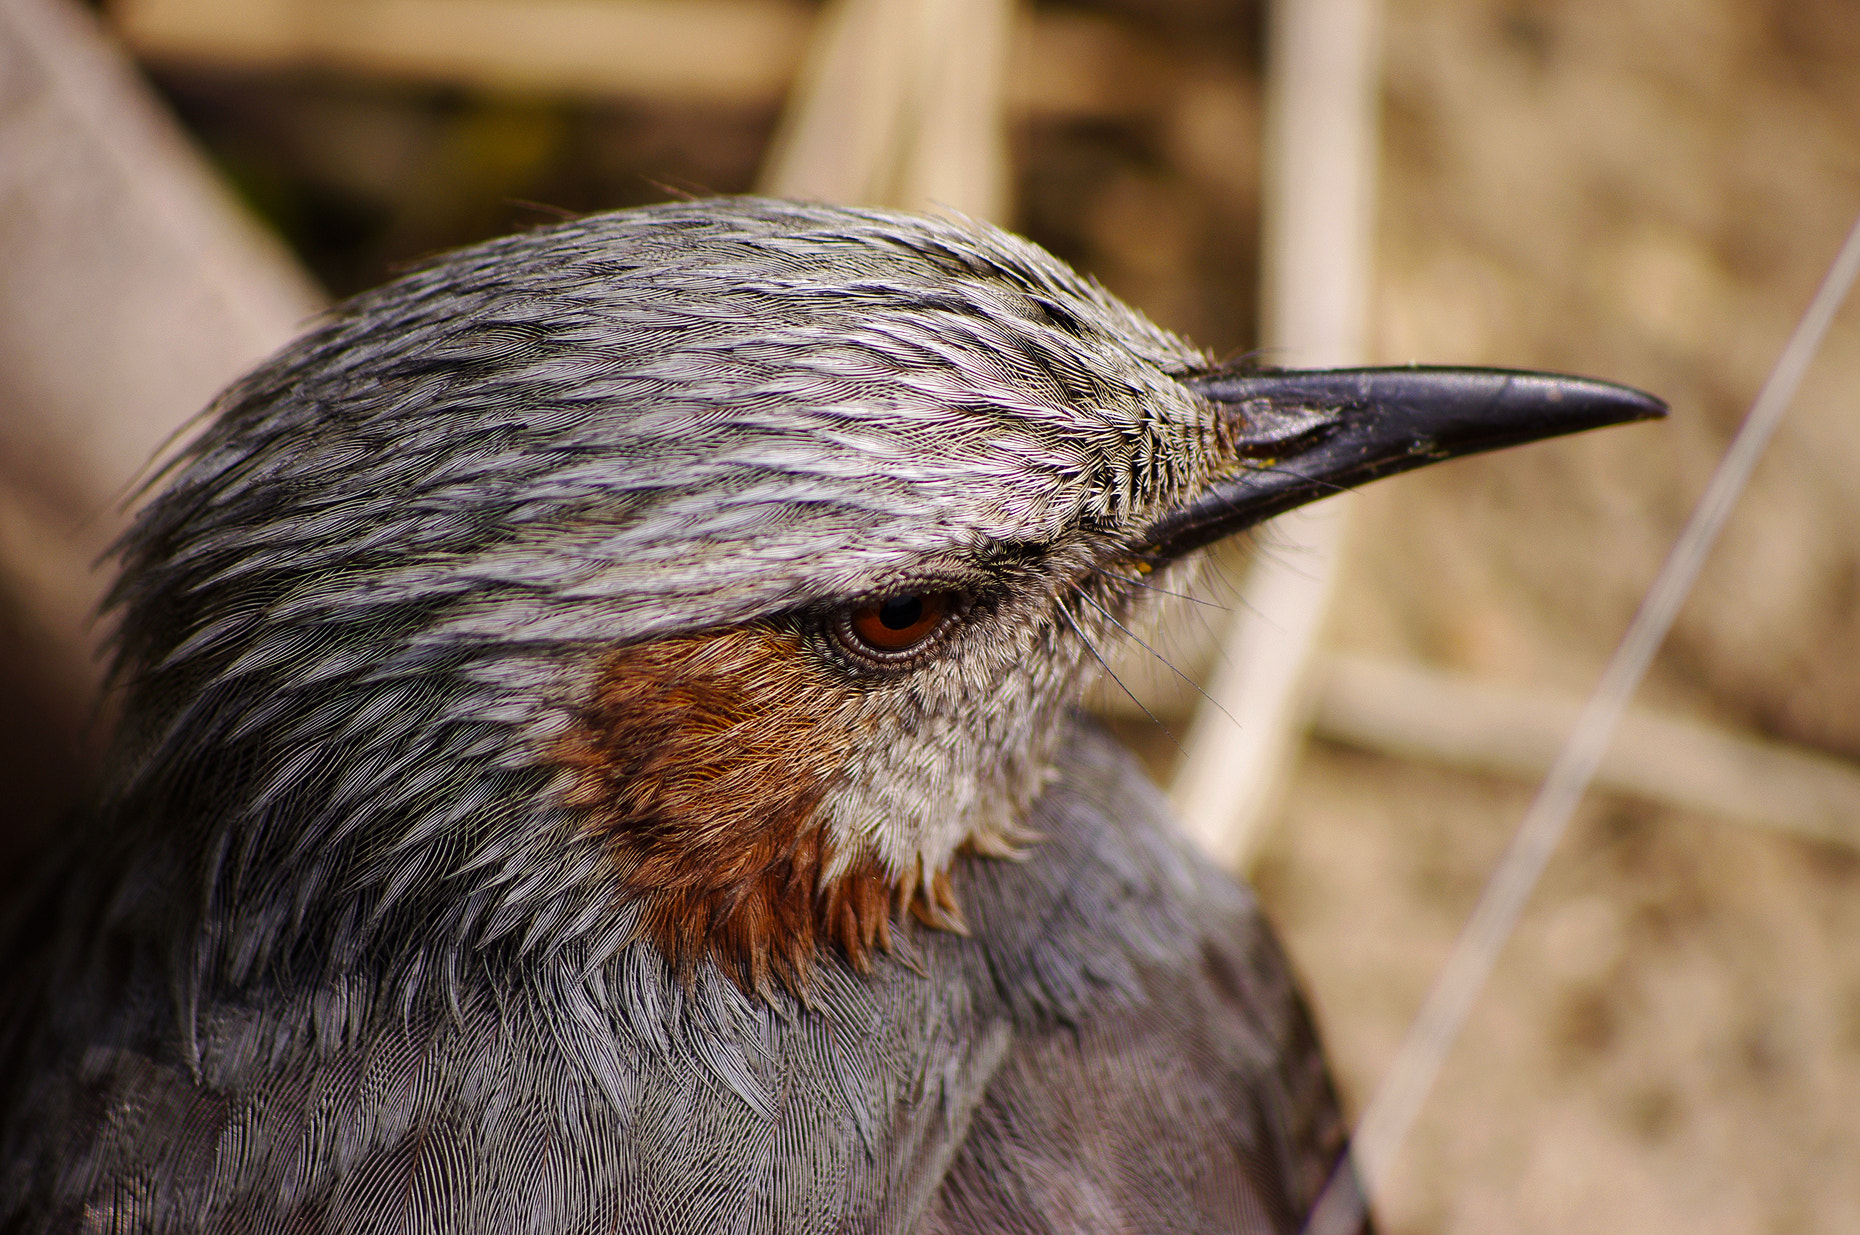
878, 596, 925, 630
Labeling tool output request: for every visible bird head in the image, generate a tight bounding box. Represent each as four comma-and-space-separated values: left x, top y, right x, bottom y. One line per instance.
102, 199, 1660, 1000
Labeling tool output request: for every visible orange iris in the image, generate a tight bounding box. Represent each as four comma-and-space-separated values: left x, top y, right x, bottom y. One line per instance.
847, 593, 950, 654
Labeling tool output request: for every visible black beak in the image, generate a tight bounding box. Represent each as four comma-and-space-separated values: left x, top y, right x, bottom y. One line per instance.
1141, 365, 1666, 561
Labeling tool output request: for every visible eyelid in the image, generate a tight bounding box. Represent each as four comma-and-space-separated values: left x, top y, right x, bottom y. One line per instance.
851, 594, 947, 651
826, 589, 967, 670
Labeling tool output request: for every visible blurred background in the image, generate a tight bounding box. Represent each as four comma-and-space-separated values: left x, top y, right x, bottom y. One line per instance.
3, 0, 1860, 1228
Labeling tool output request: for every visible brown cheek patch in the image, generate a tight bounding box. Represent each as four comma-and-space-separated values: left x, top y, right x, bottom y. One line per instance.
551, 626, 895, 993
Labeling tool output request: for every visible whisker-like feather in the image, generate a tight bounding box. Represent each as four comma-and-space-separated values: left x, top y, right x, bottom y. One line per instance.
1056, 601, 1184, 757
1070, 585, 1241, 733
1084, 563, 1229, 609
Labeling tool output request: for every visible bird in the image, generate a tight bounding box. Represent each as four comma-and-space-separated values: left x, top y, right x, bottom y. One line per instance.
0, 197, 1661, 1233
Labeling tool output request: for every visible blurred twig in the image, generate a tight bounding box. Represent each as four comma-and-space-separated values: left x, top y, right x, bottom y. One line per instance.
1313, 652, 1860, 850
1171, 0, 1383, 870
758, 0, 1010, 221
0, 0, 323, 852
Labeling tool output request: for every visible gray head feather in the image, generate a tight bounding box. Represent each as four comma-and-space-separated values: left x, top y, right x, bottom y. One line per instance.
98, 198, 1219, 1025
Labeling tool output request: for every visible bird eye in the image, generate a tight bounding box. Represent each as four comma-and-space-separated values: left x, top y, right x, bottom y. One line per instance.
833, 592, 958, 665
